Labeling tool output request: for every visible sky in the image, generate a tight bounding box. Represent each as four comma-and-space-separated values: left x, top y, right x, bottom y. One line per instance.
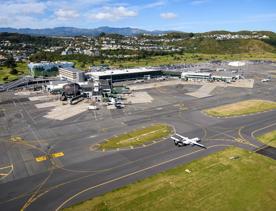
0, 0, 276, 32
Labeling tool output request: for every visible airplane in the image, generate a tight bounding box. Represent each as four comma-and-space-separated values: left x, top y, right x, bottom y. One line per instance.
171, 133, 206, 148
261, 78, 271, 82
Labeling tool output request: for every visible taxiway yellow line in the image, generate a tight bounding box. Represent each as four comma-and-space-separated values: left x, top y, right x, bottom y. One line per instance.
0, 164, 13, 181
250, 122, 276, 139
238, 126, 258, 148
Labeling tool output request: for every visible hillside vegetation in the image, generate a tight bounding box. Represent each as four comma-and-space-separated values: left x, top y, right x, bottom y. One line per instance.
173, 39, 276, 54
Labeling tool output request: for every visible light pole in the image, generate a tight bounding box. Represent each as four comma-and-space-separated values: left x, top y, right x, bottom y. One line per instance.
110, 71, 113, 89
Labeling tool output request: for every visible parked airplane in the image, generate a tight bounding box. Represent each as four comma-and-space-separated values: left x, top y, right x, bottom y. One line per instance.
261, 78, 271, 82
171, 133, 206, 148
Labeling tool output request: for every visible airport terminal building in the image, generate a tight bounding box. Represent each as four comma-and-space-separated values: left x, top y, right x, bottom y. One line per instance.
181, 72, 212, 81
181, 72, 236, 82
87, 68, 162, 82
59, 67, 85, 83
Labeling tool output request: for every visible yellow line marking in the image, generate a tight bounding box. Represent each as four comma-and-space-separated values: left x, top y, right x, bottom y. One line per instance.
204, 126, 239, 140
10, 136, 23, 142
20, 169, 54, 211
51, 152, 64, 158
55, 144, 231, 211
237, 126, 258, 147
35, 156, 48, 162
251, 122, 276, 140
0, 164, 14, 181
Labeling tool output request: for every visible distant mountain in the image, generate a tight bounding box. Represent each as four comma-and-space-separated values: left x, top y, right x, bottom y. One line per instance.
0, 27, 174, 37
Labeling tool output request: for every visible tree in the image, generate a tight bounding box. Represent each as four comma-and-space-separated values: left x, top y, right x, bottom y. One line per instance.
80, 61, 86, 68
99, 32, 106, 37
5, 56, 16, 68
9, 68, 18, 75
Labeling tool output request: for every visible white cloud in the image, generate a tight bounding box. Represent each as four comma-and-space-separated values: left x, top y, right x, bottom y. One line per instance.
160, 12, 177, 19
190, 0, 209, 5
89, 6, 138, 21
142, 1, 166, 9
55, 9, 79, 20
0, 1, 46, 15
0, 0, 48, 28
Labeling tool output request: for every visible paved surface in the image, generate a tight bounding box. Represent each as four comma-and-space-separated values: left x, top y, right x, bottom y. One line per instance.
0, 63, 276, 211
257, 146, 276, 159
186, 83, 217, 98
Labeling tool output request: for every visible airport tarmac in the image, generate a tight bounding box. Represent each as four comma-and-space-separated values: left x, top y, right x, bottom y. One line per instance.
0, 62, 276, 211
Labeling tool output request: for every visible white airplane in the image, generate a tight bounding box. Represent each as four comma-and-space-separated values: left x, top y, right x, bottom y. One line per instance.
171, 133, 206, 148
261, 78, 271, 82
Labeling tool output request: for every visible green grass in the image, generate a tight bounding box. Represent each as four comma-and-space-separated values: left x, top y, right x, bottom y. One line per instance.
204, 100, 276, 117
257, 131, 276, 147
99, 124, 173, 150
0, 62, 29, 84
64, 147, 276, 211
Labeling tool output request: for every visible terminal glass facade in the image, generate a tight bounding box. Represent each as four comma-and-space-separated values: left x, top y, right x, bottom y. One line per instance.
97, 70, 162, 82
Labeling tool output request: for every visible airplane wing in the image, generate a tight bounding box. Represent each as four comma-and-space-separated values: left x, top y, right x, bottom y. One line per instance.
189, 139, 206, 148
171, 136, 180, 142
175, 133, 188, 140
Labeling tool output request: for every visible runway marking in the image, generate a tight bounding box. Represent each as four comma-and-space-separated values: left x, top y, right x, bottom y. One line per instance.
55, 144, 231, 211
35, 152, 64, 162
250, 122, 276, 140
21, 145, 58, 211
101, 128, 107, 132
93, 111, 97, 120
51, 152, 64, 158
20, 169, 54, 211
35, 156, 48, 162
174, 103, 187, 111
205, 127, 238, 140
10, 135, 24, 142
0, 164, 13, 181
237, 126, 258, 148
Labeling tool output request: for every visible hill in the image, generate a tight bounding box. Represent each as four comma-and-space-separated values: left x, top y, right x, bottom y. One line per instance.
0, 27, 174, 37
172, 38, 276, 54
0, 32, 63, 47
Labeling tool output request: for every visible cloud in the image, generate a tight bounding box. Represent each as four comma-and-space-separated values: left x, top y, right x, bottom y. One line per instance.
142, 1, 166, 9
55, 9, 79, 20
89, 6, 138, 21
190, 0, 209, 5
160, 12, 177, 19
0, 0, 46, 15
0, 0, 48, 28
